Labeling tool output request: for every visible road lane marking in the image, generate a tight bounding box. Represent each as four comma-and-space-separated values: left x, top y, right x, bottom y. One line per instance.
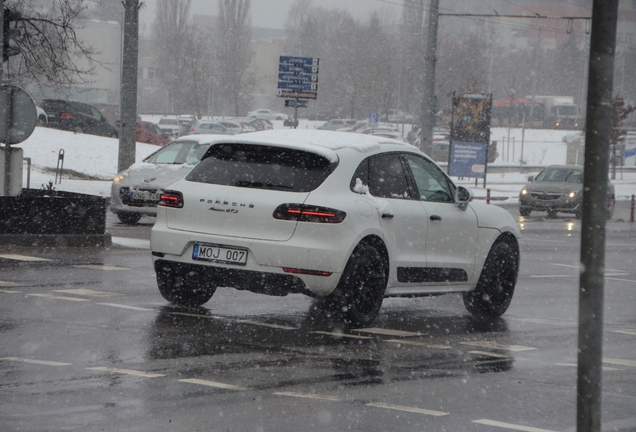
0, 357, 72, 366
530, 275, 573, 278
352, 327, 425, 337
273, 392, 344, 401
27, 293, 89, 302
0, 281, 25, 287
460, 341, 536, 352
468, 350, 515, 359
111, 237, 150, 249
513, 318, 576, 326
603, 357, 636, 368
472, 419, 557, 432
86, 367, 165, 378
311, 331, 371, 340
605, 276, 636, 283
54, 289, 123, 297
366, 402, 449, 417
73, 265, 129, 271
235, 319, 297, 330
555, 362, 621, 371
179, 378, 250, 390
614, 329, 636, 336
168, 312, 228, 320
384, 339, 451, 349
97, 303, 155, 311
0, 254, 52, 262
0, 289, 20, 293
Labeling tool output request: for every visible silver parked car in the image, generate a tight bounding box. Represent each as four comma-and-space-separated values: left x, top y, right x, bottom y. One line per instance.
189, 121, 233, 135
519, 164, 615, 219
110, 135, 217, 224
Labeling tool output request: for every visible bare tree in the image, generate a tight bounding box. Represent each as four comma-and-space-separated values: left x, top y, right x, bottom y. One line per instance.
215, 0, 253, 117
3, 0, 102, 91
151, 0, 195, 113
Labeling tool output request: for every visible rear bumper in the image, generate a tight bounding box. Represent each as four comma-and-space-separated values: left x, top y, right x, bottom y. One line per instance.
150, 223, 353, 297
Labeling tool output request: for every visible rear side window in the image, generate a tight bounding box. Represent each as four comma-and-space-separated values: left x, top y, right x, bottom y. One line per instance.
145, 141, 210, 165
186, 144, 336, 192
351, 153, 411, 199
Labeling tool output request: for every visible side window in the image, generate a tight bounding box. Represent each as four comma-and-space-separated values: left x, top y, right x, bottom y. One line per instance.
350, 159, 369, 192
368, 154, 411, 199
403, 154, 453, 202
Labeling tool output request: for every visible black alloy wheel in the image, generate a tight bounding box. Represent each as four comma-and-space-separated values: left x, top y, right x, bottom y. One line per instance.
155, 262, 216, 307
463, 241, 518, 319
328, 244, 387, 327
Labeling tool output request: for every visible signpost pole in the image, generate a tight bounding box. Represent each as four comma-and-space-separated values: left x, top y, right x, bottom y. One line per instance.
1, 0, 10, 197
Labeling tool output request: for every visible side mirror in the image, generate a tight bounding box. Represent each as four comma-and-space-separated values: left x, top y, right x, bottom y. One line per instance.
456, 186, 473, 211
527, 176, 534, 182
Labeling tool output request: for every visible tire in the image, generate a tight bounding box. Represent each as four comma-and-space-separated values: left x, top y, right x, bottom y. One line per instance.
276, 116, 283, 120
325, 244, 387, 327
117, 212, 142, 225
38, 115, 47, 126
547, 209, 558, 218
463, 241, 518, 319
519, 207, 531, 217
155, 262, 216, 307
606, 195, 615, 219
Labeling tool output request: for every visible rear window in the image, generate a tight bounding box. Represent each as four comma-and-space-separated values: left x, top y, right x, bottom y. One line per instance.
186, 144, 337, 192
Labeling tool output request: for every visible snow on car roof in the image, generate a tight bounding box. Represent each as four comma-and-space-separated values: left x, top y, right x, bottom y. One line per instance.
206, 129, 411, 163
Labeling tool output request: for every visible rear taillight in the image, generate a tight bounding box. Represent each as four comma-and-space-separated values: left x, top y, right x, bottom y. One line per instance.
158, 190, 184, 208
273, 204, 346, 223
59, 112, 73, 120
283, 267, 332, 276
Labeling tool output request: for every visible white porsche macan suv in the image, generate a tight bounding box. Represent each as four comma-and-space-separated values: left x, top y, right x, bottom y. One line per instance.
150, 129, 521, 326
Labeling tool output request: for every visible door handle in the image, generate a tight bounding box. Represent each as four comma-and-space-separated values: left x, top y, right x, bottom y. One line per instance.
430, 215, 442, 221
382, 213, 394, 219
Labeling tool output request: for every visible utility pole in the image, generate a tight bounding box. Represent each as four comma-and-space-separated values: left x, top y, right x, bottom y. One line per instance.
118, 0, 141, 173
419, 0, 439, 157
577, 1, 618, 431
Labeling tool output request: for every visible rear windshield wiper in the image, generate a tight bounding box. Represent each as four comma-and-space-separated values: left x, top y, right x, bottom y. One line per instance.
234, 180, 294, 190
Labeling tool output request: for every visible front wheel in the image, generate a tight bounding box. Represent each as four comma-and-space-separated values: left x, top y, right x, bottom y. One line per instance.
324, 244, 387, 327
607, 196, 615, 219
519, 207, 531, 217
155, 262, 216, 307
463, 241, 518, 319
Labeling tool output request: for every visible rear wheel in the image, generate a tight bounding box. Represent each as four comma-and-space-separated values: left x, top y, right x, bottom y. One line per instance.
463, 241, 518, 319
155, 263, 216, 307
117, 212, 142, 225
324, 244, 387, 327
519, 207, 531, 217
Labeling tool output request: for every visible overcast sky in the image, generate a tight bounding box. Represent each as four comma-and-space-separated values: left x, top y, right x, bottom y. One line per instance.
139, 0, 397, 31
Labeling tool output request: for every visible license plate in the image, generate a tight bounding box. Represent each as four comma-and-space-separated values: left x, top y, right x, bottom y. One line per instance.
129, 190, 160, 201
192, 244, 248, 265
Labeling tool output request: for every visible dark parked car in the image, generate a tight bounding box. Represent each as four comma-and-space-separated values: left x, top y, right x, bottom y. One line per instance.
40, 99, 119, 138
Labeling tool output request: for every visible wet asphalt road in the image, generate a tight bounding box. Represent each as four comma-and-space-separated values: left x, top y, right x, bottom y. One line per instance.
0, 203, 635, 432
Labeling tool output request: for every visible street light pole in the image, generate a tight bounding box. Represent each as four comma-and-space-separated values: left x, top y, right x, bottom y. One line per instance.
118, 0, 140, 173
419, 0, 439, 157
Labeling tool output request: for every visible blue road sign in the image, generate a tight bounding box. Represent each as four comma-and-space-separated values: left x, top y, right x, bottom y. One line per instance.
278, 73, 318, 83
279, 64, 319, 74
368, 112, 379, 123
277, 81, 318, 91
448, 141, 488, 179
279, 56, 319, 66
285, 99, 309, 108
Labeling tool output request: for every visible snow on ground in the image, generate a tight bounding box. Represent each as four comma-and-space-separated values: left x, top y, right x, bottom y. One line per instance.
12, 124, 636, 202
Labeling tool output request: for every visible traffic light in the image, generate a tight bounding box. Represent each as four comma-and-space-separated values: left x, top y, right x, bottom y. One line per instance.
3, 7, 21, 62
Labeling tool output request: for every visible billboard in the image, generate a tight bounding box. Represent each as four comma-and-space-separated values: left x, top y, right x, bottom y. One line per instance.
449, 94, 492, 179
